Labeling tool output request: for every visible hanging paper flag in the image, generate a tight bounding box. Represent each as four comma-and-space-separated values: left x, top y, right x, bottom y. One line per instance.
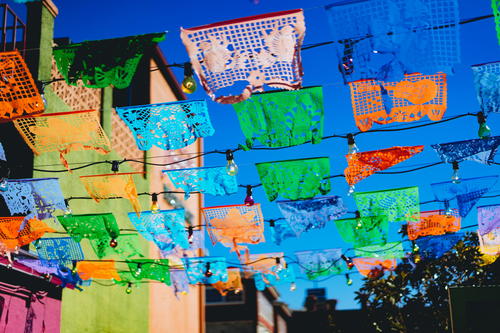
432, 136, 500, 165
127, 259, 171, 284
232, 87, 324, 150
355, 186, 419, 223
90, 234, 144, 259
345, 146, 424, 186
479, 250, 499, 266
254, 265, 296, 291
349, 73, 447, 132
244, 252, 285, 276
180, 10, 305, 104
58, 213, 120, 243
324, 0, 459, 82
416, 232, 465, 259
170, 270, 190, 296
164, 166, 238, 200
0, 50, 44, 122
160, 228, 204, 258
0, 178, 67, 220
354, 242, 405, 259
53, 32, 165, 89
115, 100, 214, 151
295, 249, 347, 280
478, 205, 500, 236
352, 258, 397, 277
212, 268, 243, 296
35, 237, 84, 268
202, 204, 264, 257
256, 157, 331, 202
334, 215, 389, 247
0, 216, 54, 250
271, 219, 296, 245
76, 261, 120, 280
407, 209, 461, 241
128, 209, 188, 252
431, 176, 499, 217
471, 62, 499, 114
0, 142, 5, 161
493, 1, 500, 44
277, 196, 346, 236
182, 256, 228, 284
479, 227, 500, 255
80, 172, 142, 214
14, 110, 111, 170
17, 259, 60, 276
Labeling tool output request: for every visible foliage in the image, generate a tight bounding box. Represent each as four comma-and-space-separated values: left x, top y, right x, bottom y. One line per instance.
354, 233, 499, 333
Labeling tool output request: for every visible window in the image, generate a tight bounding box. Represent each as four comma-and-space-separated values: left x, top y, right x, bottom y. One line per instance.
206, 287, 245, 305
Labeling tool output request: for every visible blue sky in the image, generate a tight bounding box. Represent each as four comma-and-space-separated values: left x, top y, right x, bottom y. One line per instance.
10, 0, 499, 310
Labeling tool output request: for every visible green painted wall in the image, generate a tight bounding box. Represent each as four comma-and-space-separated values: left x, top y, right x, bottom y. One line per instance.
30, 3, 151, 333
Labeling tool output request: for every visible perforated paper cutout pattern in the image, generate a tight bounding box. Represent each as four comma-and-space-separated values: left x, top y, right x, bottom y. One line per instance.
334, 215, 389, 247
212, 268, 243, 296
431, 176, 499, 218
127, 259, 171, 284
202, 204, 264, 255
76, 261, 120, 280
14, 110, 111, 170
354, 242, 405, 258
0, 50, 44, 122
181, 9, 305, 104
35, 237, 84, 268
53, 33, 166, 89
256, 157, 331, 202
349, 73, 447, 132
295, 249, 347, 280
254, 266, 296, 291
90, 234, 144, 260
471, 61, 500, 114
0, 216, 54, 250
416, 232, 465, 259
479, 228, 500, 255
407, 209, 461, 241
170, 270, 190, 296
352, 258, 397, 277
115, 100, 214, 151
493, 1, 500, 45
477, 205, 500, 236
128, 210, 188, 252
432, 136, 500, 165
271, 219, 297, 245
57, 213, 120, 243
277, 196, 347, 236
232, 87, 324, 150
182, 256, 228, 284
354, 186, 419, 223
244, 252, 285, 277
80, 172, 142, 214
325, 0, 459, 82
164, 166, 238, 200
345, 146, 424, 185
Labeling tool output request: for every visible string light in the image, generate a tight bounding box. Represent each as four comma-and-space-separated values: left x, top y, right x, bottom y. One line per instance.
275, 257, 284, 272
477, 112, 492, 139
341, 254, 355, 269
290, 282, 297, 291
244, 185, 255, 206
151, 193, 160, 213
111, 160, 120, 173
63, 199, 72, 216
204, 262, 213, 278
345, 273, 353, 286
347, 133, 358, 155
135, 263, 142, 277
109, 238, 118, 248
225, 150, 238, 176
187, 226, 194, 244
0, 160, 9, 192
451, 161, 460, 184
125, 282, 133, 294
181, 62, 197, 94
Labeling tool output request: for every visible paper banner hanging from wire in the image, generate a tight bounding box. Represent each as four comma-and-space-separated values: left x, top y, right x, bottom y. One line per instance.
182, 256, 228, 284
181, 9, 305, 104
164, 166, 238, 200
14, 110, 111, 170
324, 0, 459, 82
478, 227, 500, 255
494, 1, 500, 45
212, 268, 243, 296
170, 270, 190, 297
90, 234, 144, 260
76, 261, 121, 280
0, 142, 5, 161
407, 209, 461, 241
479, 250, 499, 266
57, 213, 120, 243
128, 209, 188, 252
354, 242, 405, 259
349, 72, 447, 132
0, 50, 44, 122
80, 172, 142, 214
202, 204, 265, 257
35, 237, 84, 268
334, 215, 389, 247
232, 87, 324, 150
432, 136, 500, 165
471, 61, 499, 114
354, 186, 420, 223
415, 232, 465, 259
431, 176, 499, 218
160, 228, 204, 258
270, 219, 296, 245
477, 205, 500, 236
0, 178, 67, 221
0, 216, 54, 251
256, 157, 331, 202
244, 252, 285, 277
277, 196, 346, 236
352, 258, 397, 277
345, 146, 424, 186
295, 249, 347, 280
127, 259, 171, 284
53, 32, 165, 89
17, 259, 60, 276
254, 265, 296, 291
115, 100, 214, 151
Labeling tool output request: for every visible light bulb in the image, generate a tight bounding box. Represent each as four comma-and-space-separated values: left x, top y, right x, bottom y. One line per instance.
235, 288, 242, 294
290, 282, 297, 292
275, 258, 284, 272
109, 238, 118, 248
451, 161, 460, 184
135, 264, 142, 277
63, 199, 72, 216
345, 274, 353, 286
187, 226, 194, 244
412, 243, 419, 253
347, 133, 358, 155
347, 185, 355, 196
0, 178, 8, 192
477, 112, 492, 139
342, 254, 355, 269
355, 218, 362, 230
244, 185, 254, 206
413, 254, 421, 264
126, 283, 132, 294
182, 76, 197, 94
151, 193, 160, 213
225, 150, 238, 176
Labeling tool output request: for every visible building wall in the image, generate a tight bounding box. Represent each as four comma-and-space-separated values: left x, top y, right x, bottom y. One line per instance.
257, 292, 274, 333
